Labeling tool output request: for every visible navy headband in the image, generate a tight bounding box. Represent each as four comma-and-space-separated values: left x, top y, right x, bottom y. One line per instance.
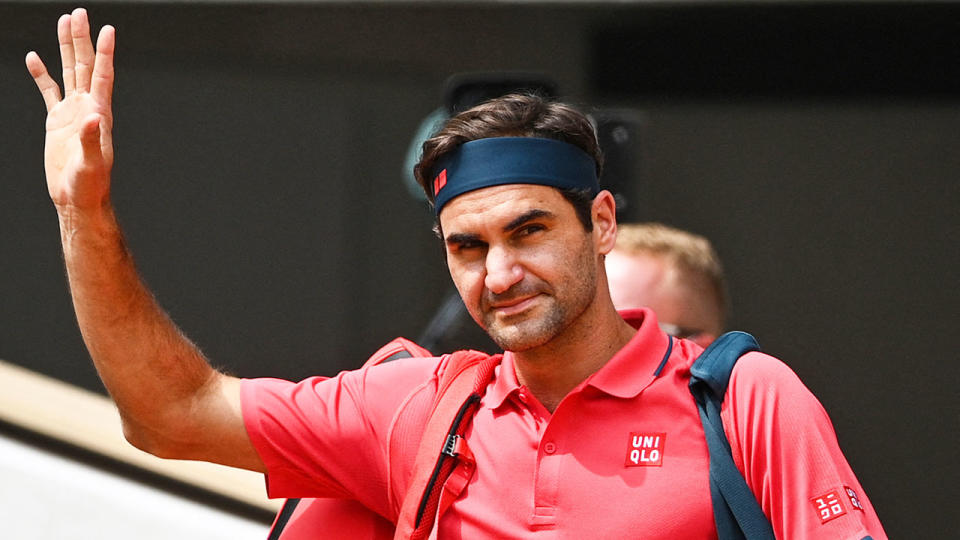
430, 137, 600, 215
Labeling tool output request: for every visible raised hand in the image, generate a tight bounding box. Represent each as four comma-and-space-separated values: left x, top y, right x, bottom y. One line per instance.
25, 8, 115, 212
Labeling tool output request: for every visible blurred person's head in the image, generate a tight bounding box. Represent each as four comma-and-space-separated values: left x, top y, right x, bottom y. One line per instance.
606, 223, 728, 347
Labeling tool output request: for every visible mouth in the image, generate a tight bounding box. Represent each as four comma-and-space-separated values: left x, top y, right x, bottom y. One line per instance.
489, 295, 540, 317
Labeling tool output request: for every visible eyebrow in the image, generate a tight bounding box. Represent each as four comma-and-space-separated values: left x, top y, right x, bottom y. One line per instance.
444, 209, 556, 246
503, 209, 555, 233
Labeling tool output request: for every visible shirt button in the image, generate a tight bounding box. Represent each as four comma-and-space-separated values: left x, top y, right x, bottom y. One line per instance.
543, 442, 557, 454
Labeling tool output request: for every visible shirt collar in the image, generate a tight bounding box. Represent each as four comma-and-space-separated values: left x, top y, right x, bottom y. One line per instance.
484, 308, 673, 408
586, 308, 673, 398
485, 352, 522, 410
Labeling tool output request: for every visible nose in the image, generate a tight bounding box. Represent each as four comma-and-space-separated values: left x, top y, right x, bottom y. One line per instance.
484, 245, 523, 295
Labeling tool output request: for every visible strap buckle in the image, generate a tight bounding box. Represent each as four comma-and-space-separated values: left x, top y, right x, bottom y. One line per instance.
442, 434, 464, 457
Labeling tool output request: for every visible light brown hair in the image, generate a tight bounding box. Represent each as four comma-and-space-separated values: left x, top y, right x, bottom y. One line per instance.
615, 222, 729, 325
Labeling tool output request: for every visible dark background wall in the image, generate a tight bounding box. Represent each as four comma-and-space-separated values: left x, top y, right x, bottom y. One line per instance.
3, 2, 957, 536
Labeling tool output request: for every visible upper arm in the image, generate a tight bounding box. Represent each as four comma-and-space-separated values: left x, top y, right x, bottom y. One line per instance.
120, 373, 266, 473
240, 358, 440, 515
721, 352, 887, 539
198, 375, 266, 472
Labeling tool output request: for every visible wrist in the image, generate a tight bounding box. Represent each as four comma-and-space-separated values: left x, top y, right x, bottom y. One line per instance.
56, 202, 122, 249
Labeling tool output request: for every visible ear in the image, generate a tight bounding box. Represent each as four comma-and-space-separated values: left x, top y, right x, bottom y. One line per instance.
592, 190, 618, 255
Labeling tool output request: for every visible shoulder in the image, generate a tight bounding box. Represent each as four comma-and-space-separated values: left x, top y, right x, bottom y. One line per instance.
240, 355, 443, 399
724, 351, 832, 431
728, 351, 814, 400
730, 351, 804, 387
239, 355, 447, 438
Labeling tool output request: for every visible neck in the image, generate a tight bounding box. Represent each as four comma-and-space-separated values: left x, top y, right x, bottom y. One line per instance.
512, 302, 636, 413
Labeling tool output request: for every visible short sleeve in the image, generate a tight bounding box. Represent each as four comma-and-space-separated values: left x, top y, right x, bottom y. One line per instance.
240, 357, 441, 518
721, 352, 887, 540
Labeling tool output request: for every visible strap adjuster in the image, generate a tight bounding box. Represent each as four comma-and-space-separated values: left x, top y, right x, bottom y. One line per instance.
442, 434, 464, 457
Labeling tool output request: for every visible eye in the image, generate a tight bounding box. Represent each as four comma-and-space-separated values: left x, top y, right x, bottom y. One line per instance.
458, 240, 484, 250
449, 238, 486, 254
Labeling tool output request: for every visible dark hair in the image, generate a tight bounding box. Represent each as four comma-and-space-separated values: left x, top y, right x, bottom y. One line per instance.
415, 94, 603, 231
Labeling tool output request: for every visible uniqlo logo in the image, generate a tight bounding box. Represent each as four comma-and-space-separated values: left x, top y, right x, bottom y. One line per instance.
845, 486, 864, 511
625, 432, 665, 467
811, 490, 847, 524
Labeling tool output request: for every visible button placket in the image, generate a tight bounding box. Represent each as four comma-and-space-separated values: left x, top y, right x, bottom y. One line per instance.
531, 420, 562, 529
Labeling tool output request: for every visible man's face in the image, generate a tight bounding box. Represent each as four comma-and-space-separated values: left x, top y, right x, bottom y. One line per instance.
439, 184, 599, 352
605, 249, 722, 347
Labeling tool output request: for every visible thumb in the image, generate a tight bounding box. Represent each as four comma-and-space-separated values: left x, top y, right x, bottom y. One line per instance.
80, 114, 104, 163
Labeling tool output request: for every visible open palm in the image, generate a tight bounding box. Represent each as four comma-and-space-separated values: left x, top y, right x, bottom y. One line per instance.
26, 8, 115, 211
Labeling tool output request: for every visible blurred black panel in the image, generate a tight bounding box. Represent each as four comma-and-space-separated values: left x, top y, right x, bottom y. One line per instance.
592, 4, 960, 98
592, 109, 644, 222
444, 72, 559, 114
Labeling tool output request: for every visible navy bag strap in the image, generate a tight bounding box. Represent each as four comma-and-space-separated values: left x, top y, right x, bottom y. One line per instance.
689, 331, 776, 540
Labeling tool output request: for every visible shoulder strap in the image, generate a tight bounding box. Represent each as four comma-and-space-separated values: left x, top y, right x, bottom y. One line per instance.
689, 331, 775, 540
364, 337, 434, 368
394, 351, 500, 540
266, 497, 300, 540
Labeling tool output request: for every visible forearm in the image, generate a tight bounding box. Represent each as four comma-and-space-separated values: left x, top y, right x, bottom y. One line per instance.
59, 205, 222, 454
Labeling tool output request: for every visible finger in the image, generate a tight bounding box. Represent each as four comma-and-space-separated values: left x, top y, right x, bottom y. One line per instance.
71, 8, 95, 93
57, 13, 76, 95
25, 51, 63, 112
90, 26, 115, 107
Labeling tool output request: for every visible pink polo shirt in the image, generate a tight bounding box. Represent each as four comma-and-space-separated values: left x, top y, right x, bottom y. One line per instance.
242, 309, 885, 538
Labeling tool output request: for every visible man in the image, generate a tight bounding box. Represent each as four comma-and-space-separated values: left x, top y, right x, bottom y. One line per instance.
276, 223, 731, 538
607, 223, 727, 347
27, 9, 885, 538
272, 225, 730, 538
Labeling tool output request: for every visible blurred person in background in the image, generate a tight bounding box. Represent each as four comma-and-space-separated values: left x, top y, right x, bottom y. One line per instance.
606, 222, 727, 348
